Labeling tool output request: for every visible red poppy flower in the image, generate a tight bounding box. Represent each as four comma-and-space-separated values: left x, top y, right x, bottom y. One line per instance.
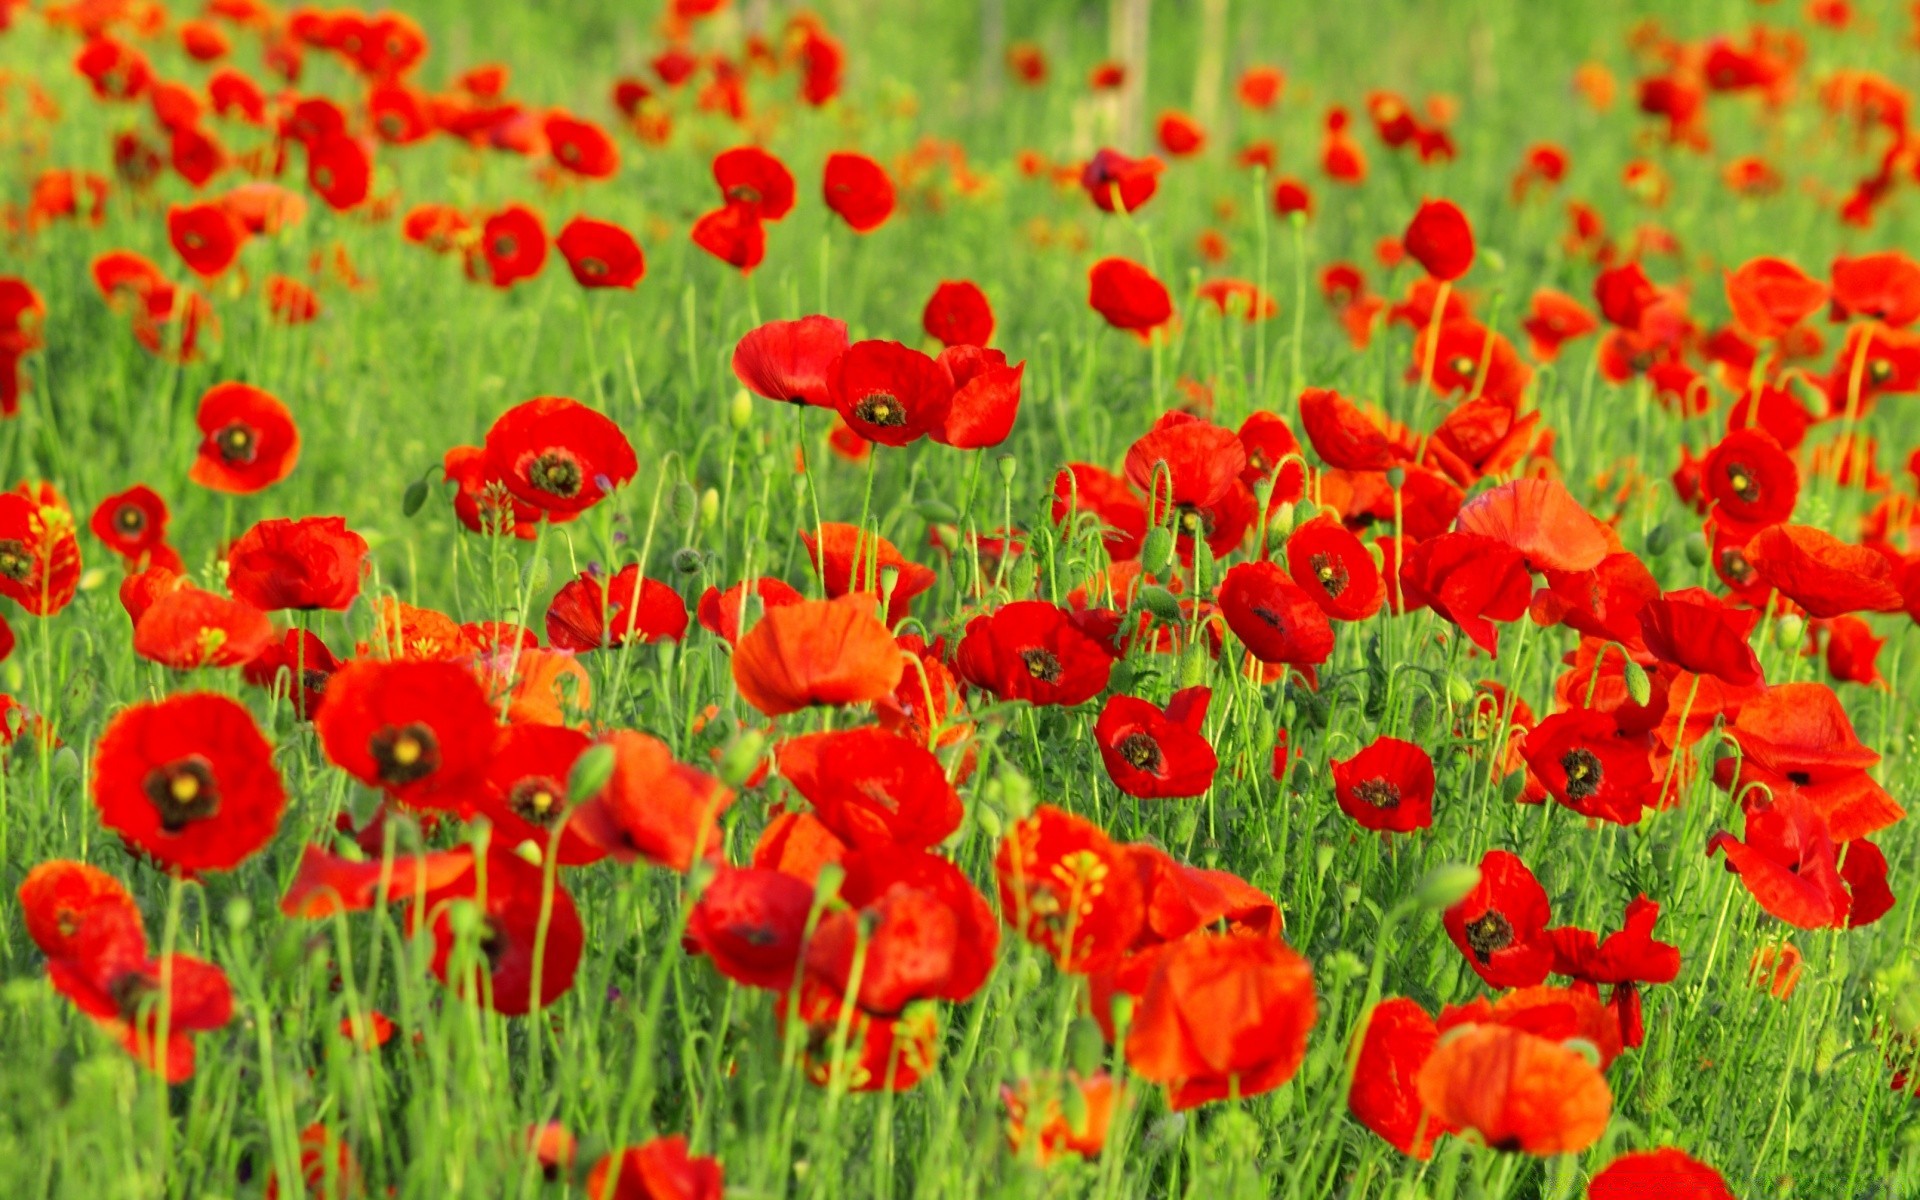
1002, 1071, 1121, 1165
50, 944, 231, 1083
805, 846, 996, 1015
0, 492, 75, 617
1095, 686, 1217, 799
1413, 320, 1534, 404
242, 627, 341, 719
1350, 998, 1454, 1158
1088, 257, 1173, 334
1714, 682, 1902, 841
279, 844, 476, 919
1195, 279, 1277, 321
1403, 199, 1474, 281
483, 395, 637, 517
830, 340, 953, 447
1052, 464, 1148, 561
167, 202, 245, 278
691, 203, 765, 272
475, 724, 606, 866
190, 382, 300, 494
443, 445, 541, 538
1830, 251, 1920, 326
933, 345, 1024, 449
1125, 934, 1317, 1111
417, 848, 581, 1015
307, 134, 371, 210
544, 111, 618, 178
800, 523, 936, 624
1726, 256, 1828, 340
684, 866, 815, 992
1546, 895, 1681, 1046
1219, 560, 1335, 668
1637, 590, 1762, 685
954, 600, 1114, 707
546, 565, 688, 652
555, 217, 645, 289
1589, 1149, 1734, 1200
1124, 411, 1246, 515
572, 731, 732, 871
1415, 1023, 1611, 1155
1157, 111, 1206, 156
1707, 794, 1854, 929
711, 146, 795, 219
1456, 478, 1609, 574
132, 586, 273, 670
226, 516, 368, 611
777, 726, 962, 850
1701, 428, 1797, 530
1237, 410, 1307, 499
1444, 849, 1554, 988
1521, 289, 1600, 360
820, 151, 894, 233
1332, 737, 1435, 833
922, 280, 993, 348
18, 859, 143, 973
1297, 388, 1404, 470
93, 693, 284, 874
316, 659, 496, 811
1823, 614, 1886, 686
994, 805, 1145, 973
696, 576, 803, 644
1521, 707, 1654, 825
1287, 514, 1383, 620
733, 316, 847, 407
1743, 524, 1904, 617
732, 595, 904, 716
1081, 148, 1164, 213
474, 205, 547, 287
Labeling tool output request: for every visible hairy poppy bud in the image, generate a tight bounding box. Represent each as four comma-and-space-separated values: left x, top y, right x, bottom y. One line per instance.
1683, 531, 1709, 567
730, 387, 754, 429
717, 730, 766, 788
1068, 1016, 1106, 1077
1499, 768, 1527, 803
1623, 659, 1652, 706
1179, 644, 1209, 688
1445, 673, 1474, 706
403, 476, 429, 517
1138, 584, 1182, 622
1645, 520, 1671, 557
997, 453, 1018, 484
915, 497, 959, 524
672, 547, 704, 575
521, 552, 550, 595
700, 487, 719, 525
567, 742, 617, 803
1141, 525, 1176, 575
1774, 612, 1804, 648
224, 896, 253, 931
671, 481, 697, 527
1414, 862, 1482, 910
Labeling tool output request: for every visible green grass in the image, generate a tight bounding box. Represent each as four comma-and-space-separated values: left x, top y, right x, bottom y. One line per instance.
3, 0, 1920, 1197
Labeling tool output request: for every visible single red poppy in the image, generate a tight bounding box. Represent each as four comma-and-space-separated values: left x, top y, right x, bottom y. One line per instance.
278, 844, 475, 919
1715, 681, 1901, 841
1521, 707, 1654, 825
1081, 148, 1164, 214
994, 805, 1145, 973
1726, 256, 1828, 341
807, 846, 997, 1014
1052, 464, 1148, 561
555, 217, 645, 289
1002, 1071, 1122, 1165
691, 202, 765, 272
732, 595, 904, 716
1403, 199, 1474, 281
544, 111, 619, 178
132, 586, 273, 670
822, 151, 894, 233
954, 600, 1114, 707
1637, 590, 1762, 685
573, 730, 733, 871
1743, 524, 1904, 617
444, 445, 541, 539
933, 345, 1024, 449
226, 516, 368, 611
264, 275, 322, 324
1124, 411, 1246, 515
733, 316, 847, 407
777, 726, 962, 850
89, 485, 169, 560
922, 280, 994, 348
1444, 849, 1554, 988
830, 340, 954, 447
1088, 257, 1173, 334
417, 847, 581, 1015
1238, 411, 1308, 503
190, 382, 301, 494
483, 395, 637, 517
1415, 1023, 1611, 1154
1413, 319, 1534, 405
169, 124, 225, 188
712, 146, 795, 219
476, 724, 606, 866
1095, 686, 1218, 799
1125, 933, 1317, 1111
696, 576, 804, 644
1350, 998, 1454, 1158
242, 627, 341, 719
1701, 428, 1797, 529
1707, 793, 1853, 929
167, 201, 245, 277
1830, 250, 1920, 326
474, 205, 548, 287
1521, 289, 1600, 360
1822, 614, 1886, 686
1297, 388, 1404, 470
1332, 737, 1435, 833
1455, 478, 1610, 574
1219, 560, 1336, 668
1156, 111, 1205, 157
93, 692, 285, 874
1546, 895, 1681, 1047
546, 564, 688, 651
1287, 514, 1384, 620
18, 860, 145, 964
49, 944, 231, 1083
685, 866, 815, 996
316, 659, 496, 811
800, 523, 936, 624
1195, 279, 1278, 321
1589, 1149, 1734, 1200
584, 1137, 723, 1200
307, 134, 371, 210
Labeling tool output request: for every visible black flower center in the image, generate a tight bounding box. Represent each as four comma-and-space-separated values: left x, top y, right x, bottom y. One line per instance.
1354, 778, 1400, 810
142, 756, 220, 832
853, 392, 908, 428
1720, 547, 1757, 585
1463, 910, 1513, 961
1725, 462, 1757, 500
1020, 647, 1063, 683
528, 451, 583, 498
1870, 358, 1895, 384
507, 776, 566, 828
1116, 731, 1162, 772
108, 970, 160, 1020
492, 235, 519, 260
1311, 552, 1349, 597
216, 422, 259, 465
726, 183, 763, 205
0, 539, 31, 582
1560, 747, 1603, 800
114, 504, 147, 536
369, 723, 440, 786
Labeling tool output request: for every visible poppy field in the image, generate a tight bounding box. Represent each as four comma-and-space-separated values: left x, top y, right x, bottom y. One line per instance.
8, 0, 1920, 1196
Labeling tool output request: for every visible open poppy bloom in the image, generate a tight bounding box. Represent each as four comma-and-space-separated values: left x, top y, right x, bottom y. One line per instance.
779, 979, 941, 1092
922, 280, 994, 348
1589, 1149, 1734, 1200
1456, 478, 1610, 574
733, 316, 848, 407
1003, 1071, 1122, 1164
584, 1136, 724, 1200
1700, 428, 1797, 530
806, 847, 997, 1015
1095, 687, 1218, 800
1219, 560, 1336, 668
474, 724, 605, 866
1725, 256, 1828, 341
243, 628, 342, 719
1088, 258, 1173, 335
278, 844, 477, 919
1546, 895, 1681, 1047
416, 847, 582, 1015
954, 600, 1114, 707
18, 861, 143, 964
1081, 148, 1164, 213
823, 151, 895, 233
994, 804, 1145, 973
933, 345, 1024, 449
1052, 464, 1149, 561
546, 564, 688, 651
483, 395, 637, 517
732, 594, 904, 716
544, 110, 619, 178
1125, 411, 1246, 516
1125, 933, 1317, 1110
1706, 793, 1857, 929
308, 134, 372, 210
132, 585, 273, 670
1297, 388, 1405, 470
555, 217, 645, 289
776, 726, 962, 850
167, 201, 245, 277
1444, 850, 1553, 987
801, 523, 937, 624
696, 576, 804, 644
1715, 682, 1902, 841
713, 146, 796, 220
1398, 533, 1532, 656
49, 941, 233, 1083
1521, 289, 1600, 360
0, 492, 80, 616
1350, 998, 1455, 1158
1742, 524, 1904, 617
1403, 199, 1474, 281
573, 730, 732, 871
686, 866, 816, 990
190, 383, 301, 494
830, 340, 954, 447
1521, 707, 1654, 825
1415, 1021, 1611, 1154
226, 516, 369, 611
93, 693, 284, 875
691, 202, 766, 273
1287, 515, 1384, 620
316, 659, 497, 812
472, 205, 548, 287
1637, 590, 1762, 686
1332, 737, 1435, 833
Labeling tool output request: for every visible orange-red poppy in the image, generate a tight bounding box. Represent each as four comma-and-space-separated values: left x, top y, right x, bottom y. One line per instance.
190, 383, 300, 494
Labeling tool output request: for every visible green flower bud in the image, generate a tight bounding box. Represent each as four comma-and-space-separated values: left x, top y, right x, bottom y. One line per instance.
1413, 863, 1482, 910
568, 742, 618, 803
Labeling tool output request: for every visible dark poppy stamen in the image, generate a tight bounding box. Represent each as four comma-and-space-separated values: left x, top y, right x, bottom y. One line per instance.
1117, 732, 1162, 772
1354, 779, 1401, 810
492, 235, 519, 260
108, 971, 160, 1020
726, 184, 764, 205
142, 757, 221, 832
1463, 910, 1514, 962
527, 451, 585, 498
1560, 747, 1604, 800
508, 776, 566, 827
1019, 647, 1063, 683
1250, 604, 1286, 630
1725, 462, 1758, 500
1311, 552, 1349, 597
114, 504, 147, 536
1448, 354, 1477, 378
853, 392, 909, 428
1870, 358, 1895, 385
1787, 770, 1812, 786
216, 422, 259, 465
369, 723, 441, 785
0, 539, 31, 582
1720, 547, 1757, 585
